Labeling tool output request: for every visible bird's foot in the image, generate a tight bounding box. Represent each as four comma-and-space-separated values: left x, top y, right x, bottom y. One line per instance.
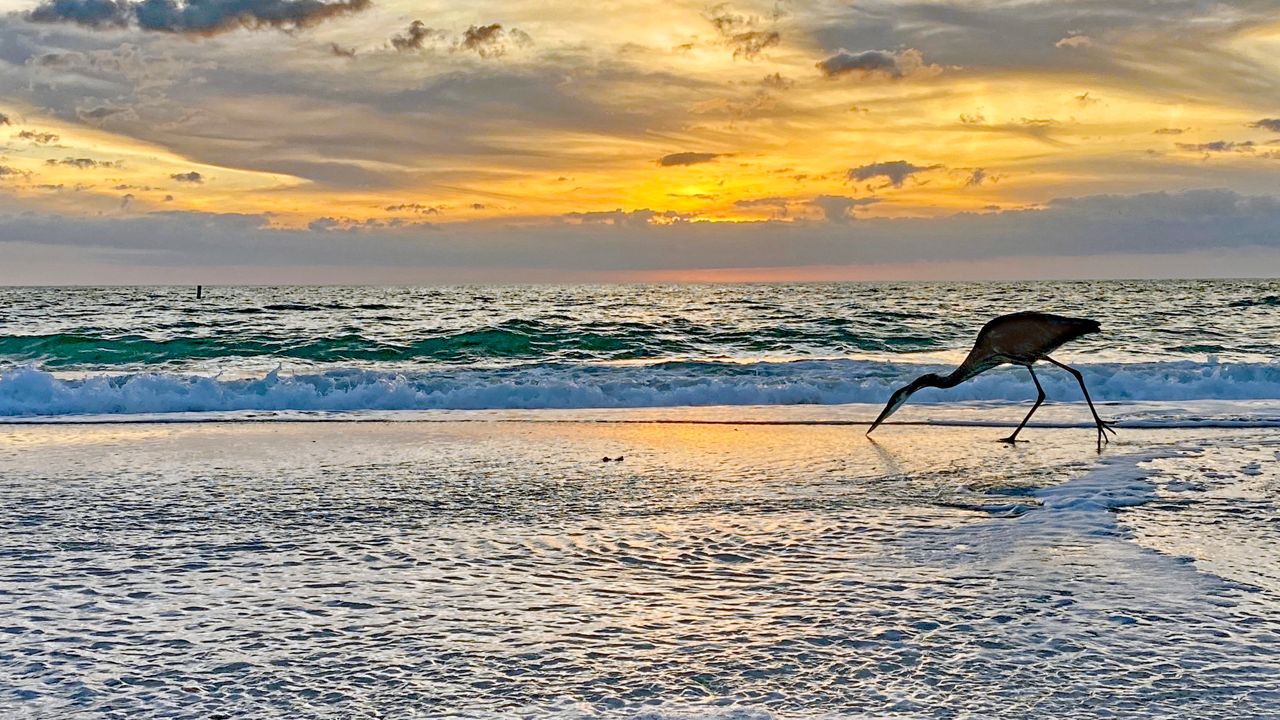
1095, 418, 1117, 447
998, 435, 1022, 445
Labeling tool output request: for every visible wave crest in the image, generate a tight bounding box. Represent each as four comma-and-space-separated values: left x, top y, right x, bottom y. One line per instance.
2, 359, 1280, 417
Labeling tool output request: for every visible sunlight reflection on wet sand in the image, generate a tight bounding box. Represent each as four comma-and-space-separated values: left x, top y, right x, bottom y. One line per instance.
0, 419, 1277, 718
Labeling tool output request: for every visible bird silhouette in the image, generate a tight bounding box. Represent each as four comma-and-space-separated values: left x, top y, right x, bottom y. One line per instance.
866, 311, 1116, 447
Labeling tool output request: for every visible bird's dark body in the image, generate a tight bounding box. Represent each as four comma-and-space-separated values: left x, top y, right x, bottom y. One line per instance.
959, 312, 1100, 374
867, 311, 1114, 446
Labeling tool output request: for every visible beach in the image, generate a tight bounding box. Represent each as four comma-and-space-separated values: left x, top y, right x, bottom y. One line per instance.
2, 409, 1278, 718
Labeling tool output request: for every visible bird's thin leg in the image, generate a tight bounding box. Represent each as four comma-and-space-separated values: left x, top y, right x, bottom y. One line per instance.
1000, 365, 1045, 444
1044, 356, 1116, 447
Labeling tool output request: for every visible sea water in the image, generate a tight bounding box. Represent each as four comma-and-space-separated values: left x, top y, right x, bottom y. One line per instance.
0, 280, 1278, 418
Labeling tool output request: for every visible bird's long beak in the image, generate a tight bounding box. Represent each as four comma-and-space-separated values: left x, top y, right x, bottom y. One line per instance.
866, 391, 908, 435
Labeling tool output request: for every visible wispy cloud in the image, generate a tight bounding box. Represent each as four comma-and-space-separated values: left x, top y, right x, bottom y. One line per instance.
391, 20, 445, 52
657, 152, 722, 167
847, 161, 938, 188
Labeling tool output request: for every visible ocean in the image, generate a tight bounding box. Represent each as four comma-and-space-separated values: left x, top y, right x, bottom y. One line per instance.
1, 281, 1279, 418
1, 282, 1278, 718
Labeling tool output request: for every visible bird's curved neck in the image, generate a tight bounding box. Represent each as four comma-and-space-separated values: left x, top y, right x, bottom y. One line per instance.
926, 366, 972, 390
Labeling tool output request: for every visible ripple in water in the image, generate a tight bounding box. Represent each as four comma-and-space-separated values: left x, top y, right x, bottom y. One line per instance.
0, 422, 1277, 717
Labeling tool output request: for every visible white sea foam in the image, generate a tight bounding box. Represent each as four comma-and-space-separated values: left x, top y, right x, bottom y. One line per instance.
2, 359, 1280, 417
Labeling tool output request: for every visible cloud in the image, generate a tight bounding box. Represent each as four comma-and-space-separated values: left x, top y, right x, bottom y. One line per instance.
734, 196, 790, 217
391, 20, 445, 52
9, 190, 1278, 283
16, 130, 60, 145
0, 166, 30, 178
76, 104, 135, 124
328, 42, 355, 58
48, 157, 119, 169
706, 5, 782, 60
27, 0, 372, 35
956, 116, 1068, 146
690, 91, 776, 119
1176, 141, 1255, 153
0, 114, 11, 126
1154, 127, 1186, 135
816, 48, 936, 79
760, 72, 792, 90
561, 208, 690, 227
1055, 34, 1093, 49
727, 30, 779, 60
1248, 119, 1280, 133
170, 171, 203, 183
657, 152, 721, 167
964, 168, 987, 187
847, 160, 938, 188
457, 23, 532, 58
385, 203, 442, 214
810, 195, 879, 224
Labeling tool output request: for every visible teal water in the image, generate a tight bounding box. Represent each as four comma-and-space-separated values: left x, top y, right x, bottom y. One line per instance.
0, 281, 1277, 416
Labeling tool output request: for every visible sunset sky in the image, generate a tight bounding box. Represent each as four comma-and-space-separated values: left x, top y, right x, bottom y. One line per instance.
1, 0, 1279, 283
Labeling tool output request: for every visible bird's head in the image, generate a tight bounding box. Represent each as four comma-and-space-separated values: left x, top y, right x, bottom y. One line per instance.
867, 373, 944, 435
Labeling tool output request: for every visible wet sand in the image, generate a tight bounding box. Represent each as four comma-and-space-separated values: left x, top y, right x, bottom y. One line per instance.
1, 416, 1277, 718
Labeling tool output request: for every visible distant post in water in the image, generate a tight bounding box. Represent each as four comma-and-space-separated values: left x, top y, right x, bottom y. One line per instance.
196, 285, 202, 299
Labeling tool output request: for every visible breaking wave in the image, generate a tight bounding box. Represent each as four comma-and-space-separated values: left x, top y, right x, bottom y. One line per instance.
3, 359, 1280, 417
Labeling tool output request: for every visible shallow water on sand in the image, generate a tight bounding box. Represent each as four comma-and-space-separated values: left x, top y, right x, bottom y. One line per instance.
1, 420, 1277, 718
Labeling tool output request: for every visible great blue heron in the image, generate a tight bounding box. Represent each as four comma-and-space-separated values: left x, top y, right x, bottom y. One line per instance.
866, 311, 1116, 446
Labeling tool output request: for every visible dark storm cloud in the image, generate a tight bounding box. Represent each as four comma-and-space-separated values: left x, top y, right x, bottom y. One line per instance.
391, 20, 445, 52
27, 0, 371, 35
657, 152, 721, 167
847, 160, 938, 188
1248, 119, 1280, 132
170, 171, 203, 182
